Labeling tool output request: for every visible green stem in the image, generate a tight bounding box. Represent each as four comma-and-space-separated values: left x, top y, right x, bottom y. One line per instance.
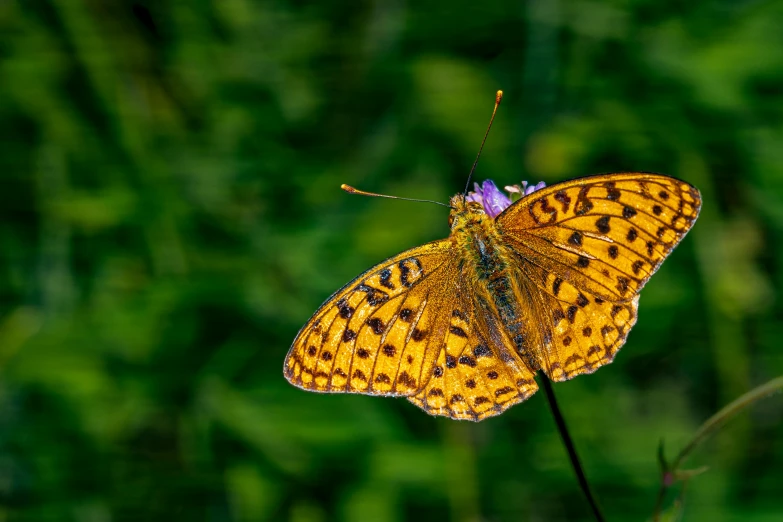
653, 375, 783, 521
672, 375, 783, 470
540, 373, 605, 522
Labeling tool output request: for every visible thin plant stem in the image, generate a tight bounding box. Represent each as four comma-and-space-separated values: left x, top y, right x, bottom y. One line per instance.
672, 375, 783, 470
540, 373, 605, 522
653, 375, 783, 521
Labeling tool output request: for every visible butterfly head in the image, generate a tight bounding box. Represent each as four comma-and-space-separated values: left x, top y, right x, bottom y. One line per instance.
448, 196, 488, 229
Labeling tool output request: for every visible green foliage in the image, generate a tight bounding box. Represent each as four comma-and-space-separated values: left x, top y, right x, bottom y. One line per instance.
1, 1, 782, 520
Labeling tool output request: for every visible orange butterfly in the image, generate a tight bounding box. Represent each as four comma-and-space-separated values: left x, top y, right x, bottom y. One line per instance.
284, 98, 701, 422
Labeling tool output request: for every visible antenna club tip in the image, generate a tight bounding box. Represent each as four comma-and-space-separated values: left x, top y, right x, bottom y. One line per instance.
496, 90, 503, 104
341, 184, 356, 193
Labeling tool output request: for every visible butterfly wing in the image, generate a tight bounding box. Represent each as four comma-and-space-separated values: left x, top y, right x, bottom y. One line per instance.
407, 276, 538, 421
497, 173, 700, 380
285, 239, 455, 396
498, 173, 701, 301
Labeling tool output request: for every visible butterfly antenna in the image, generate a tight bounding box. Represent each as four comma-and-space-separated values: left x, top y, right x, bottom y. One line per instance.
462, 90, 503, 197
341, 184, 453, 209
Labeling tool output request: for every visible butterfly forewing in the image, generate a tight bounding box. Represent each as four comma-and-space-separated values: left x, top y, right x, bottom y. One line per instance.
285, 240, 453, 395
498, 173, 701, 302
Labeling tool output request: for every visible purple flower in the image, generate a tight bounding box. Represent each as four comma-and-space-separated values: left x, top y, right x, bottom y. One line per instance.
466, 179, 546, 218
466, 180, 511, 218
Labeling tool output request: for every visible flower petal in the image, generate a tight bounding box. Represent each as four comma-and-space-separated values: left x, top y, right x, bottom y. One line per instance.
523, 180, 547, 196
479, 180, 512, 218
466, 179, 547, 217
466, 182, 484, 204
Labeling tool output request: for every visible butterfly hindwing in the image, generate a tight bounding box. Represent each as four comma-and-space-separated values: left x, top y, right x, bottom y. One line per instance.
407, 280, 538, 420
517, 260, 639, 381
498, 173, 701, 302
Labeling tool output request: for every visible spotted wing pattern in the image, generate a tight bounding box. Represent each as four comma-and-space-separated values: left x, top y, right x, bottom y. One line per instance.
499, 173, 701, 301
517, 260, 639, 381
407, 280, 538, 421
499, 173, 700, 380
285, 240, 454, 396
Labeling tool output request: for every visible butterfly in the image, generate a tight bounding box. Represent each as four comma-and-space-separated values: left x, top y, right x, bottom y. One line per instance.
283, 171, 701, 421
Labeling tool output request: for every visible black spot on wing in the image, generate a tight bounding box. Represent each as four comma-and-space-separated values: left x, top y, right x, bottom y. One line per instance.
574, 186, 593, 215
582, 326, 592, 337
553, 277, 563, 296
616, 276, 630, 294
379, 268, 395, 289
367, 317, 385, 335
337, 298, 354, 319
596, 216, 611, 234
449, 325, 468, 338
356, 284, 389, 306
398, 371, 416, 388
606, 186, 621, 201
554, 190, 572, 212
473, 344, 491, 357
459, 356, 477, 368
411, 328, 428, 342
399, 257, 423, 287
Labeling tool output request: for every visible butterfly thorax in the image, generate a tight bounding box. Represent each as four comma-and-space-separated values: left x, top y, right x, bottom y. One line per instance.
447, 197, 504, 272
448, 196, 541, 370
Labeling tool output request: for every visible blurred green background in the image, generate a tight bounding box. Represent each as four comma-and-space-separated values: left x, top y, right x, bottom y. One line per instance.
2, 1, 782, 521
